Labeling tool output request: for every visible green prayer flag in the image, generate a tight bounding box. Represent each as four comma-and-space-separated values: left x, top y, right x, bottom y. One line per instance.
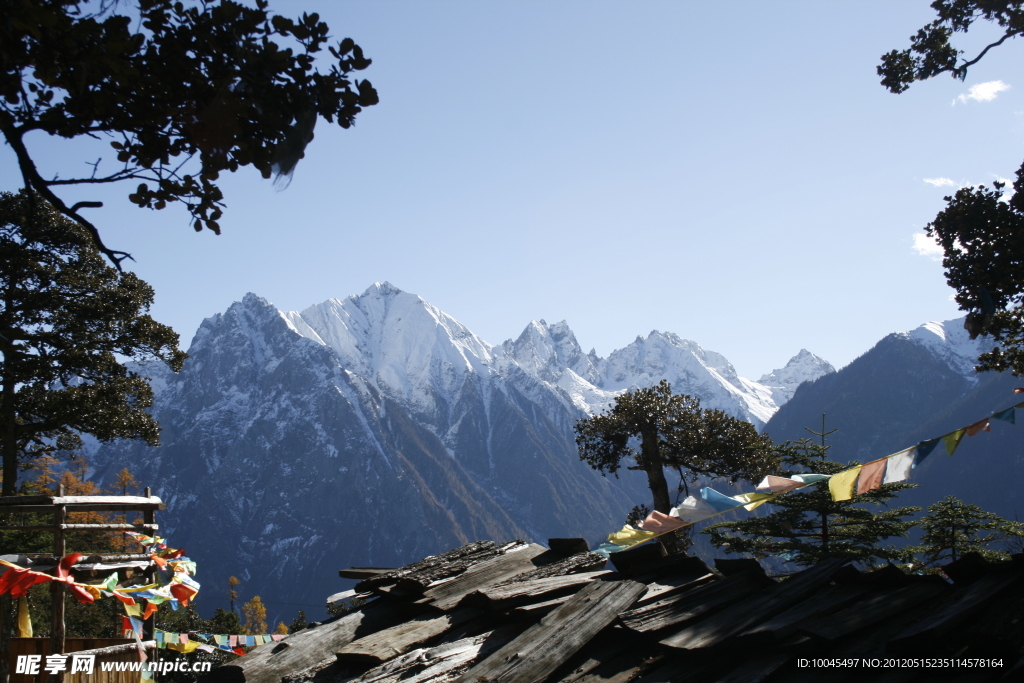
943, 428, 966, 456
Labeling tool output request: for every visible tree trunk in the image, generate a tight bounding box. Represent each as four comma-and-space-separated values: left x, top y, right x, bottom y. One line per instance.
1, 360, 17, 497
640, 428, 672, 514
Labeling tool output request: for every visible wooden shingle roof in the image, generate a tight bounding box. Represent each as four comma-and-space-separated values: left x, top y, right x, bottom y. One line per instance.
203, 540, 1024, 683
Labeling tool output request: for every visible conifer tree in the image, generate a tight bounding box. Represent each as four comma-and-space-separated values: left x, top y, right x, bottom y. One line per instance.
0, 191, 186, 495
704, 439, 921, 567
241, 596, 267, 635
576, 380, 776, 515
915, 496, 1024, 566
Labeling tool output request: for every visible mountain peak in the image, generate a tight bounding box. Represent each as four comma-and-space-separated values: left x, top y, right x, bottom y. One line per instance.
757, 349, 835, 405
362, 281, 404, 298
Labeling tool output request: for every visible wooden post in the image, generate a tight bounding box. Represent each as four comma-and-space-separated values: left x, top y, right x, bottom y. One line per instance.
50, 484, 66, 683
142, 487, 157, 668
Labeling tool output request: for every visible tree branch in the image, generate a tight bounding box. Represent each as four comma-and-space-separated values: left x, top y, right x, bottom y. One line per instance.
1, 123, 133, 267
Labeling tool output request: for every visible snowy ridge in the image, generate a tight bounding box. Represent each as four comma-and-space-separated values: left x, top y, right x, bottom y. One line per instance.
905, 319, 984, 380
758, 349, 836, 406
278, 285, 834, 430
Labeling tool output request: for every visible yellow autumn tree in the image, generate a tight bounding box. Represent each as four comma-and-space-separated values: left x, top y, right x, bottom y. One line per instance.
241, 596, 267, 635
107, 467, 143, 551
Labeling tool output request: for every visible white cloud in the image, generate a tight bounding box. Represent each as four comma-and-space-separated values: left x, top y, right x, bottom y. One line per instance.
954, 80, 1010, 105
923, 177, 956, 187
912, 232, 944, 260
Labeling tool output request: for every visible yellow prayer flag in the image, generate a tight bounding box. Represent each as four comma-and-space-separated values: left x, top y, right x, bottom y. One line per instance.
16, 596, 32, 638
607, 525, 658, 547
828, 465, 862, 502
732, 491, 778, 511
123, 602, 142, 617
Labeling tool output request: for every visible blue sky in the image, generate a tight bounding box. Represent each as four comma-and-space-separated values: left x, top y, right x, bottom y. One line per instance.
7, 1, 1024, 378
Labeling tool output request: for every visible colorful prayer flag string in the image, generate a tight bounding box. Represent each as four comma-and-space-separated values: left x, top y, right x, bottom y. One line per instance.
593, 399, 1024, 556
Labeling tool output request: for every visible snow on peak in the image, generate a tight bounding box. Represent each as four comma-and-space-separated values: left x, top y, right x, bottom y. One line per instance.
503, 319, 599, 384
905, 317, 982, 379
284, 284, 497, 413
757, 349, 836, 405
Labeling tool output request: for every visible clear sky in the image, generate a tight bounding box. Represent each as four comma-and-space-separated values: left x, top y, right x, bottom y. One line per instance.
7, 1, 1024, 379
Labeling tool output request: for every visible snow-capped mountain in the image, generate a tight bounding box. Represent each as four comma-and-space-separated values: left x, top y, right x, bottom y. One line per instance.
765, 317, 986, 461
758, 349, 837, 406
91, 284, 832, 621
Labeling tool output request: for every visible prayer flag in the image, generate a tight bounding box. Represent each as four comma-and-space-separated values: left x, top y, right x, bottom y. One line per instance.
943, 428, 966, 456
755, 476, 806, 493
993, 407, 1015, 423
791, 473, 831, 485
828, 465, 862, 502
731, 491, 777, 511
16, 596, 32, 638
639, 510, 687, 533
701, 486, 742, 512
123, 602, 142, 617
857, 459, 887, 494
592, 542, 628, 558
607, 525, 657, 547
669, 495, 717, 523
883, 448, 915, 484
965, 418, 990, 436
916, 438, 940, 462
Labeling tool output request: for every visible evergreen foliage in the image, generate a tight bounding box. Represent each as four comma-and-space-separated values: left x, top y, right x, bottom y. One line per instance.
0, 191, 186, 495
1, 0, 378, 264
914, 495, 1024, 566
575, 380, 777, 516
704, 439, 921, 567
878, 2, 1024, 375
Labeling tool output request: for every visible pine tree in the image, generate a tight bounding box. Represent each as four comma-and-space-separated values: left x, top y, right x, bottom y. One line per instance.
0, 191, 186, 495
576, 380, 776, 514
704, 439, 921, 567
915, 496, 1024, 566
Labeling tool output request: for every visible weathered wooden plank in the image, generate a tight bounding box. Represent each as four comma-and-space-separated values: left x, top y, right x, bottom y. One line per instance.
463, 571, 612, 610
498, 552, 607, 584
422, 544, 548, 610
618, 568, 774, 633
345, 624, 524, 683
457, 579, 646, 683
508, 595, 569, 617
634, 571, 717, 607
659, 557, 850, 650
354, 541, 500, 592
737, 583, 871, 644
544, 626, 648, 683
339, 568, 394, 580
886, 573, 1021, 654
0, 495, 164, 508
798, 581, 947, 642
201, 600, 411, 683
336, 607, 481, 666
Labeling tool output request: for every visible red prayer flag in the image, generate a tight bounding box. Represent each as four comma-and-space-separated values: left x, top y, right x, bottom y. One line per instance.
965, 418, 991, 436
856, 459, 887, 495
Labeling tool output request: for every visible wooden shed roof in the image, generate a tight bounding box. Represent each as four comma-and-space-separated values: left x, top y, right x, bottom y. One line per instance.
203, 540, 1024, 683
